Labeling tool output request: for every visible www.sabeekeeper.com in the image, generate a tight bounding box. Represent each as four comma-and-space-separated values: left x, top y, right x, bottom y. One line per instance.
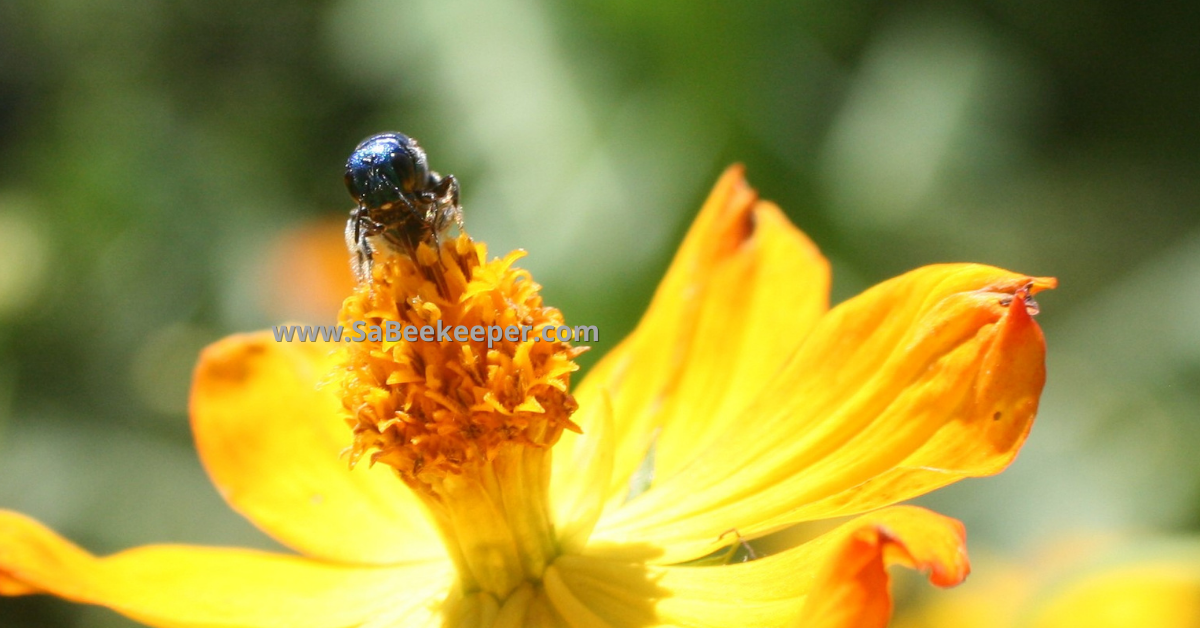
272, 321, 597, 348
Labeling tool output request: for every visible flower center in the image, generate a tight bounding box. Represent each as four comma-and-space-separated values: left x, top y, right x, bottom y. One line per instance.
334, 233, 582, 598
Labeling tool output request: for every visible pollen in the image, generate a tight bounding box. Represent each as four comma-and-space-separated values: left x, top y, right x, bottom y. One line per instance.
334, 233, 583, 497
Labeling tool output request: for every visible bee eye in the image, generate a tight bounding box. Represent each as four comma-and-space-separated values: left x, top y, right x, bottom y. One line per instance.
344, 132, 430, 208
389, 139, 430, 193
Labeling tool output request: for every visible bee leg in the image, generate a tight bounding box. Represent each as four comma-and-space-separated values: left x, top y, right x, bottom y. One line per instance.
347, 209, 388, 284
346, 217, 374, 284
346, 214, 366, 283
356, 234, 374, 283
434, 174, 464, 231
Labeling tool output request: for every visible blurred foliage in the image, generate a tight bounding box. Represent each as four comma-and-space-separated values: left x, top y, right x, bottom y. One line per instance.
1, 0, 1198, 626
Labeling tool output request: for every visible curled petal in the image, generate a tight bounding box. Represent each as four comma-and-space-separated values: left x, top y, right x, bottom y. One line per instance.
592, 264, 1053, 563
792, 507, 968, 628
546, 506, 966, 628
191, 332, 443, 564
0, 510, 451, 628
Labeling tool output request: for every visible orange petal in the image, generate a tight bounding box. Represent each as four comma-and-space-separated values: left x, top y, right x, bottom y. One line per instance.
0, 510, 451, 628
568, 165, 830, 506
546, 506, 966, 628
262, 218, 359, 325
792, 506, 969, 628
591, 264, 1053, 563
191, 332, 443, 564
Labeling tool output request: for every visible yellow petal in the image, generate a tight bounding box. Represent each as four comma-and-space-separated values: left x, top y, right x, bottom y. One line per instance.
900, 540, 1200, 628
1033, 557, 1200, 628
568, 165, 830, 506
526, 590, 572, 628
0, 510, 452, 628
550, 391, 616, 556
191, 332, 443, 564
591, 264, 1052, 563
546, 506, 966, 628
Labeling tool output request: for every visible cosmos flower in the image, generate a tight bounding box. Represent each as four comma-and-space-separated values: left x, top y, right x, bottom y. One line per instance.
0, 166, 1054, 627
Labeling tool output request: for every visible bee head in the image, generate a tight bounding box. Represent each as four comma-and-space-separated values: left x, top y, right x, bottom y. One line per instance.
344, 132, 431, 210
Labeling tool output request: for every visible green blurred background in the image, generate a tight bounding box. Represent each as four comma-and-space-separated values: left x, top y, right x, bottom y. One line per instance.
1, 1, 1198, 626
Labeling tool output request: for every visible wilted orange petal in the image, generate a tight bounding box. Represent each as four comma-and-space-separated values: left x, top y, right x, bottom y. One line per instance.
567, 165, 830, 506
546, 506, 966, 628
792, 506, 969, 628
0, 510, 450, 628
191, 332, 444, 564
591, 264, 1052, 563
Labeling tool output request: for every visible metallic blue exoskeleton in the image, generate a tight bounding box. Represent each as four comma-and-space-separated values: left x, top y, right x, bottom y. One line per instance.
344, 132, 462, 282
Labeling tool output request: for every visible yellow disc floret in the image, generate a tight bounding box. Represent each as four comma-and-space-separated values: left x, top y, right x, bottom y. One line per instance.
335, 233, 583, 597
337, 233, 582, 491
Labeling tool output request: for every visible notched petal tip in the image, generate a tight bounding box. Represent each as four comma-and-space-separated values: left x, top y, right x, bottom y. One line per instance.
690, 164, 826, 263
573, 164, 834, 508
701, 164, 760, 253
996, 276, 1056, 315
588, 263, 1051, 561
710, 166, 817, 261
1030, 275, 1059, 292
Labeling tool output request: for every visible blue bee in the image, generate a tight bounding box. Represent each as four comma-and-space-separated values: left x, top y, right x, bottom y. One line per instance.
344, 132, 462, 282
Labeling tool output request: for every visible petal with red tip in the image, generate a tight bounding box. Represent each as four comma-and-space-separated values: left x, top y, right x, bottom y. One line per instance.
591, 265, 1052, 564
567, 166, 830, 506
545, 506, 967, 628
